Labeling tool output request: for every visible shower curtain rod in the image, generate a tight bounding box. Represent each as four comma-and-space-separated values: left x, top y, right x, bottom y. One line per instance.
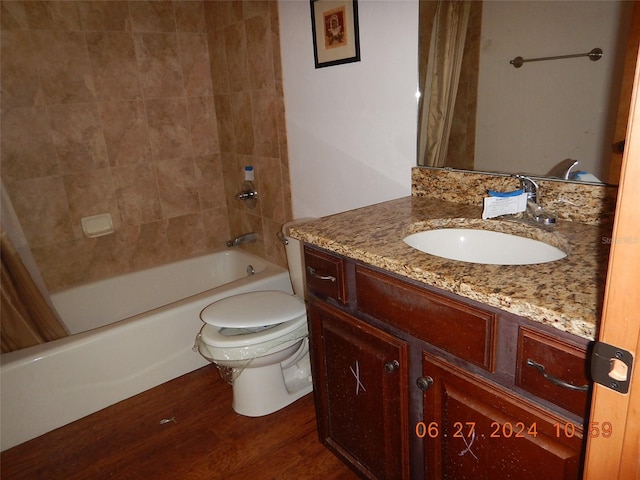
510, 47, 602, 68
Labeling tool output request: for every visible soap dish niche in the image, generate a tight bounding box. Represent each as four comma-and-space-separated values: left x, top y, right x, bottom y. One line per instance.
81, 213, 114, 238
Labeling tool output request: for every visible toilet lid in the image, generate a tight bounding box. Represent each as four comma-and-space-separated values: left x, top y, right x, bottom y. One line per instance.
200, 290, 306, 328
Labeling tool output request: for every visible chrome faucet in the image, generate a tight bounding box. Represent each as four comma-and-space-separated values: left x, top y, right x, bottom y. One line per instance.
545, 158, 579, 180
235, 181, 258, 208
227, 232, 258, 247
513, 174, 556, 226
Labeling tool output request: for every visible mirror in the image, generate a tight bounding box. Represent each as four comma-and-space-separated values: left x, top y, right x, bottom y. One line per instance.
417, 0, 635, 184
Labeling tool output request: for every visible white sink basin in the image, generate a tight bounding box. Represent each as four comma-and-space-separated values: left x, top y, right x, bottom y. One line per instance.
403, 228, 567, 265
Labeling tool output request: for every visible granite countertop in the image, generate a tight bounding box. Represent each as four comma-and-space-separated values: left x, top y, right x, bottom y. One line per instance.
290, 196, 612, 340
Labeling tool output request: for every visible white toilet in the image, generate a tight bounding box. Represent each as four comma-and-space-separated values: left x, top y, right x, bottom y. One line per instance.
196, 221, 313, 416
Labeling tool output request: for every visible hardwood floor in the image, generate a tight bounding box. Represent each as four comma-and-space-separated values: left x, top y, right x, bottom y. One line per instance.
1, 365, 359, 479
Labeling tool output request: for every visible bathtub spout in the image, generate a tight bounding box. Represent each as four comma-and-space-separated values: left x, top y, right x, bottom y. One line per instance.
227, 232, 258, 247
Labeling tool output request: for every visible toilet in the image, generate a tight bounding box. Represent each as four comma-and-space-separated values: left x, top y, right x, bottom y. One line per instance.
196, 221, 313, 416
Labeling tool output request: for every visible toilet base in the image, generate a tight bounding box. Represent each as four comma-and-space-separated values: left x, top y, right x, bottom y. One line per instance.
231, 339, 313, 417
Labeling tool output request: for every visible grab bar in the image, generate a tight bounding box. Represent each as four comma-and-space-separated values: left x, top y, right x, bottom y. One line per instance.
510, 47, 602, 68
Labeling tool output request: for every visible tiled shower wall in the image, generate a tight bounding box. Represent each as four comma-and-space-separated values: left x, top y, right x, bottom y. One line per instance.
1, 1, 291, 292
205, 0, 292, 268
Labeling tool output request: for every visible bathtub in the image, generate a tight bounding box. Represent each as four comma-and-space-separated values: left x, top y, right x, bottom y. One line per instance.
0, 250, 292, 451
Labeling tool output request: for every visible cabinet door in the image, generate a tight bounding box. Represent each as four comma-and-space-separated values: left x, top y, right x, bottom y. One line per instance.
309, 301, 410, 480
421, 352, 583, 480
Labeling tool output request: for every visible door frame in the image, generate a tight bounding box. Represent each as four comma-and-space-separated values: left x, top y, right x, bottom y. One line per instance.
582, 42, 640, 478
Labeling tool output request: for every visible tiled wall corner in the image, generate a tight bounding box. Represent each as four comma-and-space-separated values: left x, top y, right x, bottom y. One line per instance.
204, 0, 291, 270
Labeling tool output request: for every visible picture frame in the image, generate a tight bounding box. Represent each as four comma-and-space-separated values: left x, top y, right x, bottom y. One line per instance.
310, 0, 361, 69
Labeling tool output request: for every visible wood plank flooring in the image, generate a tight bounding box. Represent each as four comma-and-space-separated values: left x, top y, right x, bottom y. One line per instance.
1, 365, 359, 479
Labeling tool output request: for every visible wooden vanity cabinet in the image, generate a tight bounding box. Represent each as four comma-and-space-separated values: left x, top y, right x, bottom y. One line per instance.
308, 300, 411, 480
421, 353, 582, 480
303, 245, 589, 480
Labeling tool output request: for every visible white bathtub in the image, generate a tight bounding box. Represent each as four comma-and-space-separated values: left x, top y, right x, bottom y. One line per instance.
0, 250, 292, 451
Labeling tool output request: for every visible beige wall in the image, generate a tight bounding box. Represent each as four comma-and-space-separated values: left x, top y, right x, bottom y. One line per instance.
1, 1, 290, 292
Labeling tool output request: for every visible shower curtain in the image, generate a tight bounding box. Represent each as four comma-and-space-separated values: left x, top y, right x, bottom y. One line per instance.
418, 0, 471, 167
1, 231, 68, 353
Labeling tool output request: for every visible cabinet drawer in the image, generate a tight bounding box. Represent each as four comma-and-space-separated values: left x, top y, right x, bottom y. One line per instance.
516, 327, 590, 417
303, 246, 347, 304
355, 265, 496, 371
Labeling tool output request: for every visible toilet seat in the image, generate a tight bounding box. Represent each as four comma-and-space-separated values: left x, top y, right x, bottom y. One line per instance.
201, 290, 305, 328
199, 290, 307, 348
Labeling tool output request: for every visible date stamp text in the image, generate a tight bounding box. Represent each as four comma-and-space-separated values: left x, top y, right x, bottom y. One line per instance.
414, 421, 613, 439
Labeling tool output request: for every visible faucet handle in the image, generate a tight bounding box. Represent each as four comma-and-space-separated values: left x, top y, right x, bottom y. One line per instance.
545, 158, 579, 180
235, 181, 258, 208
513, 174, 539, 202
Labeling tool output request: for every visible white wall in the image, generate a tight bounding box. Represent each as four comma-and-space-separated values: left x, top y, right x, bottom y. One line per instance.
475, 1, 631, 180
279, 0, 418, 218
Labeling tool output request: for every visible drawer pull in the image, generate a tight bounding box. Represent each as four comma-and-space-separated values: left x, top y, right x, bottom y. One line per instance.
416, 376, 434, 391
526, 359, 589, 392
306, 266, 336, 282
384, 360, 400, 373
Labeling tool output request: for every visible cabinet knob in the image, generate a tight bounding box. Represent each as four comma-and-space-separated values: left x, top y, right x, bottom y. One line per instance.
416, 376, 434, 391
384, 360, 400, 373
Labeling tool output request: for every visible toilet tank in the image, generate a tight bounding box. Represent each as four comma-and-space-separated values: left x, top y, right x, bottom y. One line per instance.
282, 219, 314, 298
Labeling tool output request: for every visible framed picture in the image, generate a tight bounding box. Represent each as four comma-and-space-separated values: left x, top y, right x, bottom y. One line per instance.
310, 0, 361, 68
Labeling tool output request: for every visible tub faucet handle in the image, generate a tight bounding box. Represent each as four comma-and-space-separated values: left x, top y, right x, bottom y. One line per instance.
235, 181, 258, 208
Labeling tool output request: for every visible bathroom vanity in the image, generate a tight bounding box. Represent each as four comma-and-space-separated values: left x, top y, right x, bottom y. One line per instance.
290, 174, 614, 479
